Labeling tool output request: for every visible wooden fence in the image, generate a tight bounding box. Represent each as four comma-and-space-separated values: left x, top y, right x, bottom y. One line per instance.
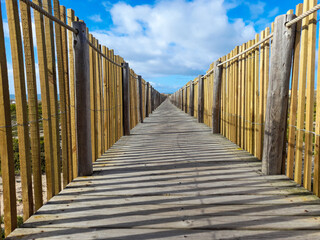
0, 0, 165, 237
171, 0, 320, 200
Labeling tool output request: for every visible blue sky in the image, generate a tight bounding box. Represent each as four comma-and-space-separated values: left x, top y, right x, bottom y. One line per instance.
1, 0, 304, 94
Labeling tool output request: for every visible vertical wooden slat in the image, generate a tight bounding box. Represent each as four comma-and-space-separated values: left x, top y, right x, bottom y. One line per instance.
95, 40, 102, 157
0, 3, 17, 235
43, 0, 59, 198
34, 0, 56, 200
53, 0, 68, 188
263, 28, 270, 124
20, 0, 42, 210
67, 8, 77, 179
60, 5, 73, 183
241, 43, 246, 148
6, 0, 33, 221
237, 49, 242, 145
295, 0, 309, 185
89, 34, 96, 161
258, 31, 265, 160
314, 9, 320, 195
254, 34, 260, 158
303, 0, 317, 190
103, 46, 109, 150
287, 4, 303, 179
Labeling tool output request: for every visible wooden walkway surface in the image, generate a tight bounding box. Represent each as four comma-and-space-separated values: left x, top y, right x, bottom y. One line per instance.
8, 100, 320, 239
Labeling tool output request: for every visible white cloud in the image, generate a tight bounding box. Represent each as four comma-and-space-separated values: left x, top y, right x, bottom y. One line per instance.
92, 0, 255, 80
268, 7, 279, 18
245, 1, 265, 19
89, 14, 103, 23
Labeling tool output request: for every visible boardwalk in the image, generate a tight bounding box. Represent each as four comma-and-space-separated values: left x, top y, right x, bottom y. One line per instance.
8, 100, 320, 239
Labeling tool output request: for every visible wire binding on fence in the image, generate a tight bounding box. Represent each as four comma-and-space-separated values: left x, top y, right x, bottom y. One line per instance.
217, 33, 273, 67
288, 124, 320, 137
87, 40, 123, 68
286, 3, 320, 27
20, 0, 78, 34
0, 112, 65, 129
130, 72, 138, 79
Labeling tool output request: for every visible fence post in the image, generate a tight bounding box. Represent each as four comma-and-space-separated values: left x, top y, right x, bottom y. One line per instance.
138, 75, 143, 123
212, 60, 223, 133
122, 62, 130, 136
262, 14, 296, 175
73, 21, 92, 176
184, 86, 188, 113
189, 81, 194, 116
151, 87, 154, 112
146, 82, 149, 117
198, 75, 204, 123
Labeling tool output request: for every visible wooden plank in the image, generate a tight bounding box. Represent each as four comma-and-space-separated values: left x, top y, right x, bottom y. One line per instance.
303, 0, 317, 190
73, 21, 93, 176
5, 0, 33, 221
0, 3, 17, 235
197, 76, 204, 123
287, 4, 303, 180
258, 31, 265, 160
262, 14, 296, 175
254, 34, 260, 158
67, 8, 77, 180
53, 0, 68, 188
20, 0, 42, 211
122, 62, 131, 135
102, 46, 109, 150
295, 0, 309, 185
60, 5, 73, 183
314, 5, 320, 195
7, 100, 320, 239
212, 60, 222, 134
263, 28, 270, 127
95, 40, 102, 157
89, 34, 96, 161
43, 0, 59, 199
241, 44, 246, 148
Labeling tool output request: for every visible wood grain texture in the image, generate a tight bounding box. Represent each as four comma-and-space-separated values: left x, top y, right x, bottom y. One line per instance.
73, 21, 93, 176
6, 0, 33, 221
262, 14, 296, 175
43, 0, 59, 199
20, 0, 42, 211
0, 3, 17, 235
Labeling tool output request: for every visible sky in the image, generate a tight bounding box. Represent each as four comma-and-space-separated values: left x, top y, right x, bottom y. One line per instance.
1, 0, 304, 94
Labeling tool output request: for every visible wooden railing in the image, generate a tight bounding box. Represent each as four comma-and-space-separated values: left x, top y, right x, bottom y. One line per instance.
171, 0, 320, 200
0, 0, 165, 237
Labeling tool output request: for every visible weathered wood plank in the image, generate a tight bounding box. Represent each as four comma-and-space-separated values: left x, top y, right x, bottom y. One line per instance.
0, 3, 17, 235
262, 14, 296, 175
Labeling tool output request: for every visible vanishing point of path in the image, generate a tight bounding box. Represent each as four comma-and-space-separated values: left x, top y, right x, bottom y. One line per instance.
8, 100, 320, 239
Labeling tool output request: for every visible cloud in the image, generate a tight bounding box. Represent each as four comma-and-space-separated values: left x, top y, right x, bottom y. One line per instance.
245, 1, 266, 19
92, 0, 255, 80
89, 14, 103, 23
268, 7, 279, 18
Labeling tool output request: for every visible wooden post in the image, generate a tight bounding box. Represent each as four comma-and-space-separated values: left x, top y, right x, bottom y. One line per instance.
184, 86, 188, 113
262, 14, 296, 175
151, 87, 155, 112
122, 62, 130, 135
212, 60, 223, 133
189, 81, 194, 116
198, 75, 204, 123
138, 75, 143, 123
73, 21, 92, 176
146, 82, 149, 117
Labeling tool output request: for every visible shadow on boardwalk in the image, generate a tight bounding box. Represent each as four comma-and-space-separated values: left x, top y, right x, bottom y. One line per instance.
7, 100, 320, 239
